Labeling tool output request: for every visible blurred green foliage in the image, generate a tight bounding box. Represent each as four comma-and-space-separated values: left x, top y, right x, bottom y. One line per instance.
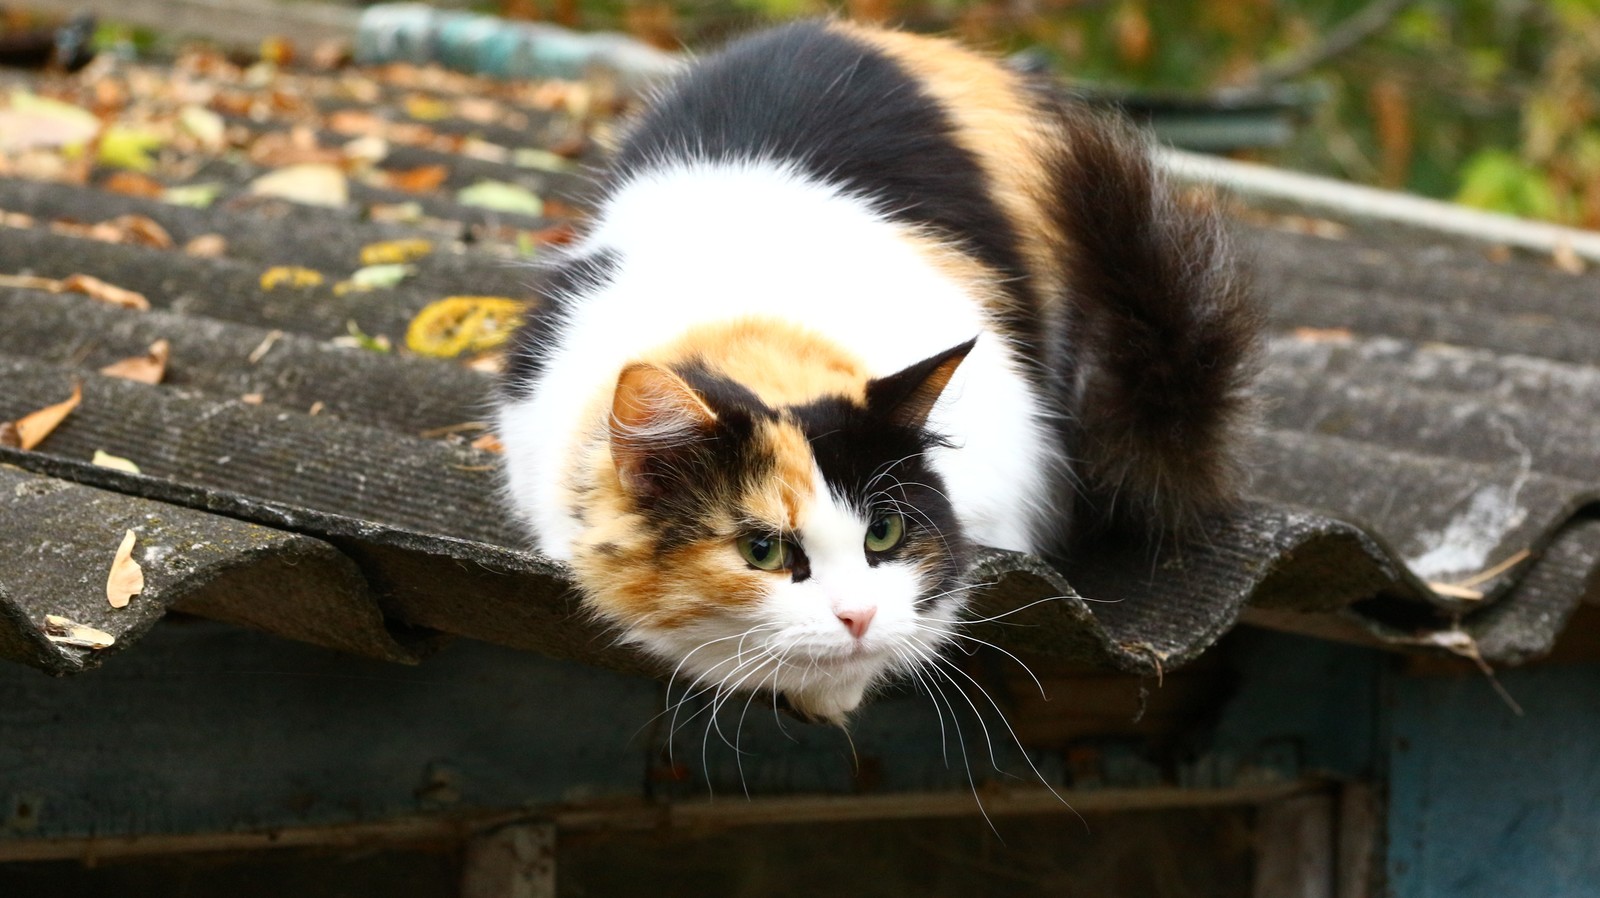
534, 0, 1600, 227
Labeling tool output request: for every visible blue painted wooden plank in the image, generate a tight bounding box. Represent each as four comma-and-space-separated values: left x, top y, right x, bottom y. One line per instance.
0, 619, 1037, 842
1388, 664, 1600, 898
1191, 629, 1383, 784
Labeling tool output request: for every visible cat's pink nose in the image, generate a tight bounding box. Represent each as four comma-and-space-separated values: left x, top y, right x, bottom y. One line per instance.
836, 607, 876, 640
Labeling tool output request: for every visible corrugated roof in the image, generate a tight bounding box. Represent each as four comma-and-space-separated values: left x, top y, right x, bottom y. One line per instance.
1, 50, 1596, 682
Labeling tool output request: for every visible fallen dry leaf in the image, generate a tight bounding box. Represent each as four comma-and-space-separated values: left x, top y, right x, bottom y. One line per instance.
342, 135, 389, 168
248, 128, 344, 168
44, 615, 116, 650
107, 529, 145, 609
326, 109, 385, 136
1552, 240, 1586, 275
406, 296, 527, 358
0, 273, 62, 292
471, 433, 505, 453
0, 422, 19, 448
92, 449, 141, 474
249, 163, 349, 207
359, 238, 433, 265
50, 215, 173, 249
1291, 326, 1354, 344
184, 234, 228, 258
60, 274, 150, 310
381, 164, 449, 193
99, 339, 170, 384
112, 215, 175, 249
260, 266, 325, 290
465, 353, 505, 374
12, 381, 82, 450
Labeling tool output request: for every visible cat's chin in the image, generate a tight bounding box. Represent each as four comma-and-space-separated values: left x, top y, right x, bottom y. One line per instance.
773, 651, 899, 726
778, 676, 873, 728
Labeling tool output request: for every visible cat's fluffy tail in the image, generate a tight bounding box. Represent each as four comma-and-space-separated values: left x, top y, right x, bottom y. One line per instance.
1045, 102, 1263, 536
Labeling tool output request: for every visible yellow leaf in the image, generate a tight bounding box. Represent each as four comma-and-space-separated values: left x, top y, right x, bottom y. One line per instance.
406, 297, 528, 358
98, 127, 166, 173
404, 95, 452, 122
260, 266, 325, 290
359, 238, 433, 266
92, 449, 142, 474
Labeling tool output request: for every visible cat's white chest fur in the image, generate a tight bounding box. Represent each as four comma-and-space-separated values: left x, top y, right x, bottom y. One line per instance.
496, 159, 1059, 558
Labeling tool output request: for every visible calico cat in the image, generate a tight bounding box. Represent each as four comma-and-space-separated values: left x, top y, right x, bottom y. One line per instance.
495, 20, 1259, 725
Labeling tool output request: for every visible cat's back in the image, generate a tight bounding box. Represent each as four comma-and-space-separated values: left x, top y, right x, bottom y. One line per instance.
611, 20, 1061, 302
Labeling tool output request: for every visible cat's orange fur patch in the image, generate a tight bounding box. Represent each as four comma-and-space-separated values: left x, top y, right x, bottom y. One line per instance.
746, 419, 816, 531
838, 21, 1066, 301
573, 500, 770, 629
569, 380, 824, 630
641, 317, 871, 408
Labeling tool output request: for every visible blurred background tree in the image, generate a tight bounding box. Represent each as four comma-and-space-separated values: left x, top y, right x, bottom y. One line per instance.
490, 0, 1600, 228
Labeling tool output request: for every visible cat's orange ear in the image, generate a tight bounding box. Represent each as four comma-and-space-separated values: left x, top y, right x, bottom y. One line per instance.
610, 363, 717, 496
868, 337, 977, 429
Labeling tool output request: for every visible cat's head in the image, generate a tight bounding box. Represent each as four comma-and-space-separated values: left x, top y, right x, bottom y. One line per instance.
570, 335, 977, 725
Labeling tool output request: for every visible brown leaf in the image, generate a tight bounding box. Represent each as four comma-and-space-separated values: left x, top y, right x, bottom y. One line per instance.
471, 432, 505, 453
382, 164, 450, 193
326, 109, 385, 136
247, 129, 345, 168
60, 274, 150, 310
13, 381, 82, 450
99, 339, 170, 384
112, 215, 174, 249
0, 421, 19, 448
103, 171, 166, 198
52, 214, 174, 249
107, 529, 145, 609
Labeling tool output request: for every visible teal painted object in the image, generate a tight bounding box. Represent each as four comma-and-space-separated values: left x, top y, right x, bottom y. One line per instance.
0, 620, 1046, 841
354, 3, 681, 92
1188, 629, 1385, 786
1388, 664, 1600, 897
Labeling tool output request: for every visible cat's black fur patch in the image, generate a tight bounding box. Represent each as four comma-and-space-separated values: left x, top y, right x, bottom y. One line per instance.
1034, 95, 1262, 536
501, 250, 621, 395
611, 21, 1039, 352
792, 394, 968, 591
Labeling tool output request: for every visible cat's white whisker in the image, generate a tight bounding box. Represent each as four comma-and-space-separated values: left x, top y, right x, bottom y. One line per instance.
926, 652, 1082, 826
898, 641, 999, 836
913, 626, 1050, 700
903, 642, 1003, 774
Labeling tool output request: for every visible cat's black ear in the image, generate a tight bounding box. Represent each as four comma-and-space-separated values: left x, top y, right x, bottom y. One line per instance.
866, 337, 977, 430
610, 363, 717, 497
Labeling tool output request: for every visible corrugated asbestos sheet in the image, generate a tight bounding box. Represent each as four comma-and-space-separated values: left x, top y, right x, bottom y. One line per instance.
1, 52, 1596, 682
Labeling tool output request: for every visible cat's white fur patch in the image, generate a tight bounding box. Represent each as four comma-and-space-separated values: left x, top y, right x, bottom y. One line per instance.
497, 158, 1059, 561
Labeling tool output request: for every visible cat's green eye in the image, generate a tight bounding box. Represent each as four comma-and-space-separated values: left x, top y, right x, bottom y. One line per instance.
737, 533, 792, 571
864, 513, 906, 553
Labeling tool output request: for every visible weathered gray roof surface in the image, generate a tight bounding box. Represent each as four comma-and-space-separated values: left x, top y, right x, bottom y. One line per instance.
1, 53, 1596, 681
